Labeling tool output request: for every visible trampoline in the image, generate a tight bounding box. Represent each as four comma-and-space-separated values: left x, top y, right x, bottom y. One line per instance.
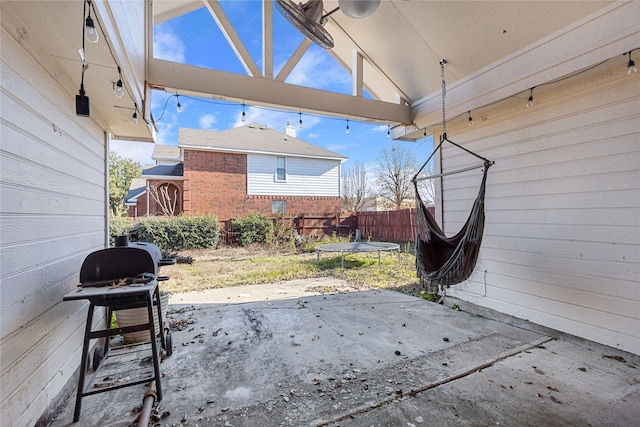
315, 242, 400, 268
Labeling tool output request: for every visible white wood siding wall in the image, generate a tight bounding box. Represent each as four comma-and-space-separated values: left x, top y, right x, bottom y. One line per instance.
1, 32, 107, 425
247, 154, 341, 196
441, 64, 640, 355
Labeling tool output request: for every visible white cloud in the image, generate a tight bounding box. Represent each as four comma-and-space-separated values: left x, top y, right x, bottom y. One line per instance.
327, 144, 347, 152
199, 114, 218, 129
154, 24, 186, 63
286, 49, 350, 92
371, 124, 388, 134
110, 140, 155, 166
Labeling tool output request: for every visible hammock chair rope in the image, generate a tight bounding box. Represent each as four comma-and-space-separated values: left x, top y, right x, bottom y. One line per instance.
413, 60, 494, 291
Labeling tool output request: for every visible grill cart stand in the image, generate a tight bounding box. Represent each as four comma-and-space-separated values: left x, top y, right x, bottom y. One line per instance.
63, 281, 169, 423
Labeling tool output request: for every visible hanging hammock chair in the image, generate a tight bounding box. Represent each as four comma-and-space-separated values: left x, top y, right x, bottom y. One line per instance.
413, 60, 494, 291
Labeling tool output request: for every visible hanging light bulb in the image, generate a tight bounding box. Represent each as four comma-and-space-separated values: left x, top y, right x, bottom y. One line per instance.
386, 124, 391, 139
299, 112, 304, 129
526, 88, 534, 108
131, 104, 138, 125
114, 79, 124, 97
241, 103, 246, 122
85, 2, 99, 44
176, 96, 183, 113
627, 51, 637, 74
468, 111, 473, 126
113, 67, 124, 97
345, 118, 350, 135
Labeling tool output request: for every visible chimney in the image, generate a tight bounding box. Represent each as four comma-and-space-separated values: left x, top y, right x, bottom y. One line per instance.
285, 121, 296, 139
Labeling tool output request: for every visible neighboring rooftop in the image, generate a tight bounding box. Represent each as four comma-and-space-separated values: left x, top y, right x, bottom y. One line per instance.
124, 178, 147, 204
152, 145, 181, 162
179, 124, 347, 161
142, 164, 184, 178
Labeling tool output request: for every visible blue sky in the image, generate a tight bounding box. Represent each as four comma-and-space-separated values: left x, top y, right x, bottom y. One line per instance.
112, 1, 433, 175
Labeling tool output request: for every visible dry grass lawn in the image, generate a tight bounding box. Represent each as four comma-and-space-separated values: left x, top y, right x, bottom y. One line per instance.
159, 245, 427, 298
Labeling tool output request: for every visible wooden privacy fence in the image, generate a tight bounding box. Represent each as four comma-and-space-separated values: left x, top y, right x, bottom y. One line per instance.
219, 213, 357, 245
220, 208, 434, 245
357, 209, 415, 243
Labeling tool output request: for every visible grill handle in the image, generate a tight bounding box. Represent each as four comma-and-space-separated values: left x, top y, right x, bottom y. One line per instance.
159, 258, 177, 266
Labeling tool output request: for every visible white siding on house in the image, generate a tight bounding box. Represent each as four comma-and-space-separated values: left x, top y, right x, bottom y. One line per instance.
247, 153, 341, 196
440, 64, 640, 355
1, 31, 107, 425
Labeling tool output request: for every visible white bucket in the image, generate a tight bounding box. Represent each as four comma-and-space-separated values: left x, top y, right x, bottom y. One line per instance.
116, 293, 169, 344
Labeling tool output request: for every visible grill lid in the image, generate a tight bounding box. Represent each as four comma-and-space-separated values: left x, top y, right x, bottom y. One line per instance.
79, 240, 175, 285
79, 247, 157, 284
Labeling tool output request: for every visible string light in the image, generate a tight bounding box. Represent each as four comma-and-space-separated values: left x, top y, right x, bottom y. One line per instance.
114, 66, 124, 97
299, 112, 303, 129
84, 1, 99, 44
627, 51, 637, 74
131, 104, 138, 125
241, 103, 246, 122
387, 124, 391, 139
76, 0, 90, 116
176, 95, 183, 113
526, 88, 534, 108
345, 118, 350, 134
467, 111, 473, 126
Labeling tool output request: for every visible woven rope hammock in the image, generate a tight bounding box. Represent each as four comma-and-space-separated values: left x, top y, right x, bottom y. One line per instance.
413, 60, 494, 291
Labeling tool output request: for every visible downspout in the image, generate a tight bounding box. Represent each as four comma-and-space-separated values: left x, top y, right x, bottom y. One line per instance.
146, 180, 150, 216
104, 132, 110, 248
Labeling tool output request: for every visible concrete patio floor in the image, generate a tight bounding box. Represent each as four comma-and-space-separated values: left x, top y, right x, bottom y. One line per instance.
49, 277, 640, 426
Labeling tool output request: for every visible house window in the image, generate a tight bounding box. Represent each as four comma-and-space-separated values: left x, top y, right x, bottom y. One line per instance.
272, 200, 286, 214
276, 156, 286, 181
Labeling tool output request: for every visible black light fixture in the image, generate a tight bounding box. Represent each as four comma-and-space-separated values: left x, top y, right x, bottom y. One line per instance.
76, 82, 90, 116
114, 66, 124, 98
241, 103, 246, 122
386, 124, 391, 139
526, 88, 534, 108
345, 118, 350, 134
627, 51, 637, 74
468, 111, 473, 126
85, 1, 99, 44
176, 95, 183, 113
76, 55, 90, 116
299, 112, 303, 129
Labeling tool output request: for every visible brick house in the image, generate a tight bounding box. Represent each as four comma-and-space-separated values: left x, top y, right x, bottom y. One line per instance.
126, 146, 184, 217
127, 123, 347, 220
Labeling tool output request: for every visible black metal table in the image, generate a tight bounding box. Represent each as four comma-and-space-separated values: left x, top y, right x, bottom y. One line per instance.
63, 281, 167, 422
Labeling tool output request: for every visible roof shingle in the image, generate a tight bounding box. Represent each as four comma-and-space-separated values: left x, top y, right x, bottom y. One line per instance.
178, 124, 347, 160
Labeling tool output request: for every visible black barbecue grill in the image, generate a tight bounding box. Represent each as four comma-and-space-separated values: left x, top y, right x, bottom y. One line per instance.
63, 238, 175, 422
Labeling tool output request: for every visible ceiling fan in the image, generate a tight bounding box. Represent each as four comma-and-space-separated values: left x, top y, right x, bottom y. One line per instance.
275, 0, 381, 50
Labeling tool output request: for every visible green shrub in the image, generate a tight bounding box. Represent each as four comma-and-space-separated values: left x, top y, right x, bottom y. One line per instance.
232, 212, 274, 246
109, 217, 136, 247
126, 215, 220, 251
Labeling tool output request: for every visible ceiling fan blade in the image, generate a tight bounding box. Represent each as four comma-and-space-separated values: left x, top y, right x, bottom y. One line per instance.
276, 0, 334, 50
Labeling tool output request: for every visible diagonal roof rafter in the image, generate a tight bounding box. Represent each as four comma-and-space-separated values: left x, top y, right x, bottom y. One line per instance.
203, 0, 262, 77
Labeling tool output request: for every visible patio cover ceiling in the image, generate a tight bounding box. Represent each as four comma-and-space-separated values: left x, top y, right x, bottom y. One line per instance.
4, 1, 635, 142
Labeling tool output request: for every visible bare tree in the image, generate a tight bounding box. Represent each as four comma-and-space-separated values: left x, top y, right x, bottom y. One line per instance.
341, 161, 368, 212
374, 143, 417, 210
149, 183, 178, 216
414, 162, 437, 208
